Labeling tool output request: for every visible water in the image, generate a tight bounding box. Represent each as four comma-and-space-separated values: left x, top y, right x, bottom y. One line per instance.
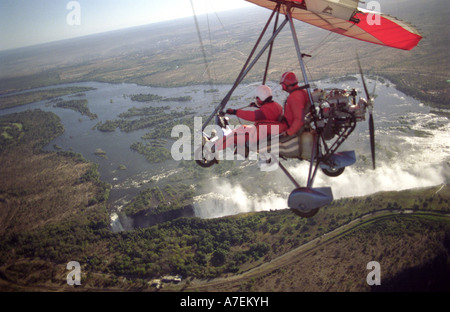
1, 78, 449, 223
192, 77, 450, 218
0, 81, 260, 213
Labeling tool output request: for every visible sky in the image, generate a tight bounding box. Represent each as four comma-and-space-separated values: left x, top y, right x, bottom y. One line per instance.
0, 0, 253, 51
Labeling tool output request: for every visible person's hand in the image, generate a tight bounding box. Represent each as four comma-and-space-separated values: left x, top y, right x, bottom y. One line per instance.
249, 102, 258, 108
226, 108, 237, 115
280, 131, 288, 137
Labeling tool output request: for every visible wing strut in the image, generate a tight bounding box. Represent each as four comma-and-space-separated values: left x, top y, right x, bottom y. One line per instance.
263, 4, 281, 85
201, 4, 286, 131
286, 5, 315, 109
201, 3, 322, 189
285, 4, 321, 189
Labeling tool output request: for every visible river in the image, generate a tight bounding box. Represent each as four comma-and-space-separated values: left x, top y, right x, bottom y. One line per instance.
1, 78, 449, 224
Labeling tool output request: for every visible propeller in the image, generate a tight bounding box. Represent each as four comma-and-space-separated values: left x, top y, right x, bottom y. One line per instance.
356, 54, 376, 170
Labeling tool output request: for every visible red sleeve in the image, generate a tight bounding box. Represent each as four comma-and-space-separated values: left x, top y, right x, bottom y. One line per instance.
236, 109, 266, 122
286, 92, 306, 136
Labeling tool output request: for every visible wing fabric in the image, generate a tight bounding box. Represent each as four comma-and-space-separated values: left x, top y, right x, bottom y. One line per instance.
245, 0, 422, 50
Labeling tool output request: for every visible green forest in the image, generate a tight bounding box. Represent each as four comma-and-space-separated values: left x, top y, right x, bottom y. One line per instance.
53, 98, 98, 120
0, 87, 96, 110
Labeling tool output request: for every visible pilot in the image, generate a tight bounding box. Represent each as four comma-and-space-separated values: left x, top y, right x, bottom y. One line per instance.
216, 85, 286, 155
279, 72, 310, 137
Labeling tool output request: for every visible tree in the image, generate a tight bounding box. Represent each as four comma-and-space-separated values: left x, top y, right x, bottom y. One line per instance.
211, 249, 227, 267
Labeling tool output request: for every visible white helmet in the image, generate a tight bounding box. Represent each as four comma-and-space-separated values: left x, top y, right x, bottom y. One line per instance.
255, 85, 273, 102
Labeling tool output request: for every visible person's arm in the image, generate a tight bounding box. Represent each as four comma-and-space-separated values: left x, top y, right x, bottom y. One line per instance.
236, 109, 266, 122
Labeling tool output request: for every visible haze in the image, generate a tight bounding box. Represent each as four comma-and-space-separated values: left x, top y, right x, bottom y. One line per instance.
0, 0, 252, 51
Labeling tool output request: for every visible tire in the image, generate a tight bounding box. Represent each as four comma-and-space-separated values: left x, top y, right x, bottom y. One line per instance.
194, 146, 217, 168
321, 166, 345, 177
291, 207, 319, 218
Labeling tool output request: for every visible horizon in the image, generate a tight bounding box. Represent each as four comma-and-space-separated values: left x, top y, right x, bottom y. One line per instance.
0, 0, 429, 53
0, 12, 227, 54
0, 0, 253, 52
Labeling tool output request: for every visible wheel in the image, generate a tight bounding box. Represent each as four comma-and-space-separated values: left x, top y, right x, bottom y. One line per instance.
321, 166, 345, 177
291, 207, 319, 218
194, 146, 217, 168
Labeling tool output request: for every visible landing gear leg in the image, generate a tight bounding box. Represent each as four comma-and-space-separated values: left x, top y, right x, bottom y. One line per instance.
277, 162, 332, 218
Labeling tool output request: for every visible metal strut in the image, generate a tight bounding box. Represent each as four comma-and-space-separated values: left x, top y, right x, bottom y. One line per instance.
202, 6, 287, 131
263, 4, 281, 85
286, 6, 319, 189
286, 6, 315, 107
278, 161, 301, 189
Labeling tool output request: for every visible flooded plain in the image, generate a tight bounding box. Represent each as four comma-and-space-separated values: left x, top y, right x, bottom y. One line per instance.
1, 77, 448, 223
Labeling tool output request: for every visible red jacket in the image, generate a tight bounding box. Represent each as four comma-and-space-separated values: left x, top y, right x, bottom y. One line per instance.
236, 101, 283, 129
284, 88, 309, 136
218, 101, 285, 150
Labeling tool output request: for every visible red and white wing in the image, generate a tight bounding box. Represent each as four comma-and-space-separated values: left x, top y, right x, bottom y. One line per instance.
246, 0, 422, 50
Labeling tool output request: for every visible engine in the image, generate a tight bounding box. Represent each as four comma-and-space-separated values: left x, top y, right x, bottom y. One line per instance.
312, 88, 367, 121
310, 88, 368, 140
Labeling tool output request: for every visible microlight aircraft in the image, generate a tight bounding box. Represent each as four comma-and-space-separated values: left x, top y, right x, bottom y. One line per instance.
194, 0, 422, 217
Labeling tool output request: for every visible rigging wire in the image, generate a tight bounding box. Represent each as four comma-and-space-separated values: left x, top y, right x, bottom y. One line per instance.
190, 0, 215, 88
190, 0, 225, 129
305, 31, 336, 60
205, 1, 220, 85
302, 30, 341, 83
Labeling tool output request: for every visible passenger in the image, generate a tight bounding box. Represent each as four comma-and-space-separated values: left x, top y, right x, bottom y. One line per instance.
215, 85, 287, 155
